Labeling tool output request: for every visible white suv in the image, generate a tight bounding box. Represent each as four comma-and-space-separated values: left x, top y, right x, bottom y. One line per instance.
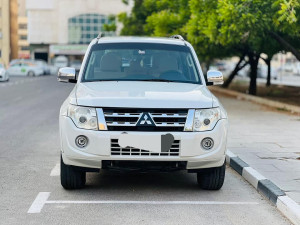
58, 35, 228, 190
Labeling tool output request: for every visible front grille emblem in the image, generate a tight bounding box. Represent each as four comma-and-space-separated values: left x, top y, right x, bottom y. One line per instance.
137, 112, 155, 126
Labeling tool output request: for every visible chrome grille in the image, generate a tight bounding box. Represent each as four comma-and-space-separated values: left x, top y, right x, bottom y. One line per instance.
103, 108, 188, 131
111, 139, 180, 156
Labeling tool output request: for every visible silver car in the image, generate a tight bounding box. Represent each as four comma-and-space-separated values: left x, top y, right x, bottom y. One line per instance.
0, 63, 9, 82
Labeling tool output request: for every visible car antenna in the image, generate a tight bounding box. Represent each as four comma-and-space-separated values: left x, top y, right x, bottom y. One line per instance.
97, 32, 105, 39
169, 35, 185, 41
169, 34, 186, 46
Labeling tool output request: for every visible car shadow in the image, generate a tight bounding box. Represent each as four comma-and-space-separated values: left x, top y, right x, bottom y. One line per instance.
68, 170, 208, 195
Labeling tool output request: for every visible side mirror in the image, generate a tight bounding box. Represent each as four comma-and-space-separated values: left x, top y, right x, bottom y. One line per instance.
58, 67, 76, 83
207, 70, 223, 85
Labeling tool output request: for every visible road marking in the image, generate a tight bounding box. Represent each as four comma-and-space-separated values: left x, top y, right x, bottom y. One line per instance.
50, 163, 60, 176
28, 192, 50, 214
0, 77, 49, 88
46, 200, 259, 205
28, 192, 259, 213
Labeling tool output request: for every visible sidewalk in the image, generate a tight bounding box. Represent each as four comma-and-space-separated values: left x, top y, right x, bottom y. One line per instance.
215, 93, 300, 204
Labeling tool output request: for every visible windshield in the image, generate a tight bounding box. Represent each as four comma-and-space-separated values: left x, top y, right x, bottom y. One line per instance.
82, 43, 201, 84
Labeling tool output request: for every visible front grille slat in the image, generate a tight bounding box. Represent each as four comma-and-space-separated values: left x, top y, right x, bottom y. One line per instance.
103, 108, 188, 131
104, 113, 141, 117
155, 122, 185, 127
110, 139, 180, 157
106, 122, 137, 126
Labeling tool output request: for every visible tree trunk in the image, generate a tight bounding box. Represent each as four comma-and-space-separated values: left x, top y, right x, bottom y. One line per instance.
205, 61, 211, 74
222, 54, 246, 88
270, 31, 300, 61
266, 58, 271, 87
248, 53, 259, 95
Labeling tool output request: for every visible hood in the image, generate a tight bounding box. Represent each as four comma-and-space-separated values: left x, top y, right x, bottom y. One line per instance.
75, 81, 214, 108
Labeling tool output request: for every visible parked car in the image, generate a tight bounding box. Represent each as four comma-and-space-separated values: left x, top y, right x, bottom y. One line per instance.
0, 63, 9, 82
58, 35, 228, 190
7, 61, 44, 76
49, 65, 59, 75
292, 62, 300, 76
209, 62, 227, 72
54, 56, 68, 69
69, 60, 82, 73
35, 60, 50, 75
257, 65, 278, 79
238, 64, 278, 79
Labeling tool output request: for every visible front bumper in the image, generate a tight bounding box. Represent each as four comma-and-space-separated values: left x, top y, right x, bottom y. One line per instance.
60, 116, 228, 170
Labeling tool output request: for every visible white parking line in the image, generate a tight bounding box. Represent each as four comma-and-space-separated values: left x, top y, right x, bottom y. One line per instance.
46, 200, 259, 205
50, 163, 60, 176
28, 192, 50, 213
28, 192, 259, 214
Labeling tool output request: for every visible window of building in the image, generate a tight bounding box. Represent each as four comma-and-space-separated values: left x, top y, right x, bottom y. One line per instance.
19, 24, 27, 29
68, 14, 116, 44
21, 46, 30, 51
20, 35, 27, 40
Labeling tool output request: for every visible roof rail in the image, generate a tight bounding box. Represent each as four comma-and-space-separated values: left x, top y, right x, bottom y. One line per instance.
97, 32, 105, 39
169, 35, 185, 41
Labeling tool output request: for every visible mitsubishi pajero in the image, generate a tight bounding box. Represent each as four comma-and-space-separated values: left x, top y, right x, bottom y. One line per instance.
58, 35, 228, 190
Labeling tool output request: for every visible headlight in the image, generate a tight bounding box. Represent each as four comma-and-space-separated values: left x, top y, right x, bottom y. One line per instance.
193, 108, 221, 131
68, 105, 98, 130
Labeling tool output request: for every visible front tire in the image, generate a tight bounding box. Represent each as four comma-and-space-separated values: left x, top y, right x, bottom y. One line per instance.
197, 162, 226, 190
60, 156, 86, 189
27, 71, 35, 77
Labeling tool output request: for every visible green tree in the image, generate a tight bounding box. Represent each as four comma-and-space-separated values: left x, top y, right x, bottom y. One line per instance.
103, 15, 117, 32
118, 0, 153, 35
270, 0, 300, 60
119, 0, 300, 95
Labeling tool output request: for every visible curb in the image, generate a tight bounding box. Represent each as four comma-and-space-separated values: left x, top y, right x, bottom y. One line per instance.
226, 150, 300, 225
209, 86, 300, 114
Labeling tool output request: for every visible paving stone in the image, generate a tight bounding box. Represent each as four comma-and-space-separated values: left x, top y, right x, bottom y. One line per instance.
216, 94, 300, 204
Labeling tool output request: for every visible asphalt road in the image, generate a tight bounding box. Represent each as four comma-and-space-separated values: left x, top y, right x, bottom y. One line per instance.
0, 76, 290, 225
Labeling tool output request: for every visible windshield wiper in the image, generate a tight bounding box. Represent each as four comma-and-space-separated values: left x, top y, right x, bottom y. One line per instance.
85, 79, 177, 83
87, 79, 119, 82
138, 79, 177, 82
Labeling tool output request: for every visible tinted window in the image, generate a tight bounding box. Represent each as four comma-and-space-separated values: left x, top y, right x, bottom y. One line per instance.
82, 43, 201, 84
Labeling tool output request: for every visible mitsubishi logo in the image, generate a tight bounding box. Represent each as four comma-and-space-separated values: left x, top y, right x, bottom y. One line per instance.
136, 112, 155, 126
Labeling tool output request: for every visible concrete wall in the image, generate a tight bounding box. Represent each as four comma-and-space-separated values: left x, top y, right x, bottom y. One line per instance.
27, 0, 131, 45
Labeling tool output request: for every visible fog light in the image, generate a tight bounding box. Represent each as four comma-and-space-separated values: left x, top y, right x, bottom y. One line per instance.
201, 137, 214, 150
75, 135, 88, 148
203, 118, 210, 125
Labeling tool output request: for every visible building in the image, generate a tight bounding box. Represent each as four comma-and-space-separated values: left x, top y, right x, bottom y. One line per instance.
0, 0, 10, 66
17, 0, 30, 58
26, 0, 132, 63
0, 0, 29, 66
10, 0, 19, 61
18, 16, 30, 58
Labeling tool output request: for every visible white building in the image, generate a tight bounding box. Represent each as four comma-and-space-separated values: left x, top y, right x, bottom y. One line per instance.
26, 0, 132, 62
